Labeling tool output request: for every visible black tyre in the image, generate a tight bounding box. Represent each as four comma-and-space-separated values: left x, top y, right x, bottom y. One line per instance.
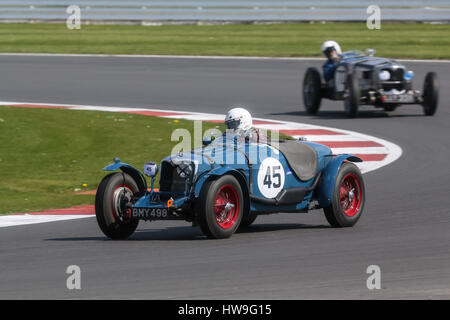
197, 175, 244, 239
323, 162, 365, 227
239, 214, 257, 229
344, 74, 360, 118
303, 67, 322, 114
422, 72, 439, 116
95, 172, 139, 239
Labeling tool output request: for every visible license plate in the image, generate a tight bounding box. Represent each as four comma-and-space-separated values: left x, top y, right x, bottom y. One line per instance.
383, 94, 415, 103
132, 208, 169, 219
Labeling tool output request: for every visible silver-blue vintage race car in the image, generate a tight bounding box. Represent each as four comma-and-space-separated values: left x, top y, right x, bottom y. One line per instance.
95, 132, 366, 239
303, 50, 439, 117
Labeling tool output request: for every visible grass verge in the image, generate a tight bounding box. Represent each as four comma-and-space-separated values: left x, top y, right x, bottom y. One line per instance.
0, 22, 449, 59
0, 106, 225, 214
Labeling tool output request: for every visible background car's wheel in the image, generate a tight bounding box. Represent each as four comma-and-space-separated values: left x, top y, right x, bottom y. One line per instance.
344, 74, 360, 118
422, 72, 439, 116
95, 172, 139, 240
303, 67, 322, 114
383, 104, 398, 112
198, 175, 244, 239
323, 162, 365, 227
238, 214, 257, 229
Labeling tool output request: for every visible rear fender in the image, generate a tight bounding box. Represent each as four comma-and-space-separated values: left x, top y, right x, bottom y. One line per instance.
316, 154, 362, 207
103, 159, 147, 197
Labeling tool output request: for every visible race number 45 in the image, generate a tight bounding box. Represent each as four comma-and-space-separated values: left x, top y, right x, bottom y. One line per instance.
263, 166, 282, 189
257, 157, 285, 198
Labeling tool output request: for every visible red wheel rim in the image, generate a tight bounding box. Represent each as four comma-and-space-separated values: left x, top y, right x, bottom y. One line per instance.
339, 173, 362, 217
214, 184, 239, 229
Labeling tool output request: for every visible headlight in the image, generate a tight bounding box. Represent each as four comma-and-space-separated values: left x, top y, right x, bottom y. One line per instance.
144, 162, 158, 178
404, 70, 414, 81
379, 70, 391, 81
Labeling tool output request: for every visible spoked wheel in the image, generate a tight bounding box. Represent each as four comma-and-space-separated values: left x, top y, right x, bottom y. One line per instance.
198, 175, 244, 239
324, 162, 365, 227
344, 74, 360, 118
422, 72, 439, 116
303, 67, 322, 114
214, 185, 240, 229
339, 173, 362, 217
95, 172, 139, 239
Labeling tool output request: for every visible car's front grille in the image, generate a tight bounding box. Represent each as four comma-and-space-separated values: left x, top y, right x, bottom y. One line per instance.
382, 68, 404, 81
382, 83, 405, 91
159, 161, 186, 194
362, 70, 372, 79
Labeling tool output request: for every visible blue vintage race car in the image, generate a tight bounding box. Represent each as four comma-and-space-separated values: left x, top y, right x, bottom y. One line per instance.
95, 132, 366, 239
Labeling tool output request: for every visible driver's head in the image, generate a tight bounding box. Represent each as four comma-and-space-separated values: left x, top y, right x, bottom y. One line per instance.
225, 107, 252, 131
321, 40, 342, 61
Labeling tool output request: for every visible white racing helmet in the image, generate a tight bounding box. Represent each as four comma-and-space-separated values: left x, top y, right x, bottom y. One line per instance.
225, 107, 252, 131
321, 40, 342, 57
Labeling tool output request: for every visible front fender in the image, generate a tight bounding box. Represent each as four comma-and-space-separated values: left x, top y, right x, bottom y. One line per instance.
103, 159, 147, 197
316, 154, 362, 207
194, 167, 248, 198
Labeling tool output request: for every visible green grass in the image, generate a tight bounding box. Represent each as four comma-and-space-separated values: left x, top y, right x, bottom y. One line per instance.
0, 22, 449, 59
0, 106, 225, 214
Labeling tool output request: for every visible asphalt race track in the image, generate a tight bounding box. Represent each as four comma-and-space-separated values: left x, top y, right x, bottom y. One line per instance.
0, 55, 449, 299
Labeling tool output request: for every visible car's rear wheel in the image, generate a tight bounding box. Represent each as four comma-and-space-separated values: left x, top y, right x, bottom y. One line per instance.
422, 72, 439, 116
344, 74, 360, 118
95, 172, 139, 239
323, 162, 365, 227
197, 175, 244, 239
303, 67, 322, 114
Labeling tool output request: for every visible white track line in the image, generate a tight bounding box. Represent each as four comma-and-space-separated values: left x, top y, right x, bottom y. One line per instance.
0, 215, 92, 228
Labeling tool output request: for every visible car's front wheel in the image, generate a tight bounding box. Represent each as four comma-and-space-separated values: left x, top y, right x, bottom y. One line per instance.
344, 74, 360, 118
95, 172, 139, 239
197, 175, 244, 239
323, 162, 365, 227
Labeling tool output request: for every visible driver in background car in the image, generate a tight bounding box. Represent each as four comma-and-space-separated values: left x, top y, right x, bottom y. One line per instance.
224, 106, 270, 144
321, 40, 342, 82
